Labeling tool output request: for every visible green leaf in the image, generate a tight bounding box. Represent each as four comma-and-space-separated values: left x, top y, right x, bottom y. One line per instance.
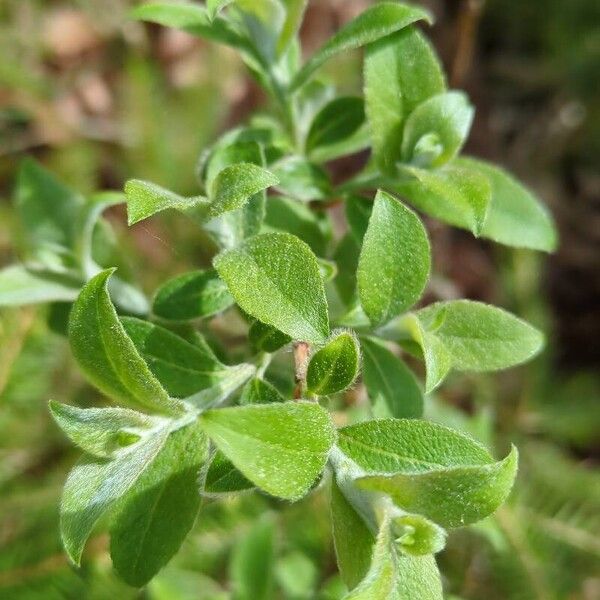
49, 401, 158, 459
364, 27, 445, 172
306, 97, 365, 155
357, 446, 518, 528
202, 449, 255, 495
412, 300, 545, 373
204, 140, 265, 189
456, 157, 558, 251
240, 377, 285, 404
390, 163, 491, 236
200, 401, 335, 500
125, 179, 208, 225
249, 319, 292, 352
401, 92, 474, 167
330, 479, 375, 590
110, 420, 209, 587
60, 423, 170, 564
214, 232, 330, 343
306, 331, 360, 396
152, 270, 234, 321
68, 270, 182, 415
358, 191, 430, 326
333, 233, 361, 309
121, 317, 248, 400
230, 518, 275, 600
208, 163, 278, 219
272, 156, 331, 201
291, 2, 432, 91
345, 196, 372, 243
207, 0, 234, 21
277, 0, 307, 55
391, 514, 446, 557
0, 265, 81, 306
392, 555, 443, 599
360, 337, 423, 419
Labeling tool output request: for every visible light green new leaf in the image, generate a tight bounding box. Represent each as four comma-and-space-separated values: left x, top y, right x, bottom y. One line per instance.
364, 27, 445, 172
125, 179, 208, 225
306, 97, 365, 155
207, 0, 234, 21
357, 447, 518, 528
401, 92, 474, 167
110, 420, 209, 587
200, 401, 335, 500
214, 232, 330, 343
208, 163, 278, 219
68, 270, 182, 415
152, 270, 234, 321
358, 191, 430, 326
49, 401, 159, 459
277, 0, 307, 55
391, 514, 446, 557
360, 337, 423, 419
306, 331, 360, 396
390, 162, 491, 236
456, 157, 557, 251
272, 156, 331, 201
331, 479, 375, 590
249, 319, 292, 352
0, 265, 81, 306
414, 300, 545, 372
240, 377, 285, 404
202, 449, 254, 495
60, 423, 169, 565
291, 2, 431, 90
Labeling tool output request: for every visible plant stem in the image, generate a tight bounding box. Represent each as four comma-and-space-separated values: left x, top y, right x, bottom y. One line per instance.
293, 341, 310, 399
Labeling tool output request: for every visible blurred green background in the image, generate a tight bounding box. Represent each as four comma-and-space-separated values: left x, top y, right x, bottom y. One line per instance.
1, 1, 599, 598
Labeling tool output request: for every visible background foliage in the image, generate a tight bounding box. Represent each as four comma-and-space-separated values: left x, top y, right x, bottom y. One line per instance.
0, 1, 599, 598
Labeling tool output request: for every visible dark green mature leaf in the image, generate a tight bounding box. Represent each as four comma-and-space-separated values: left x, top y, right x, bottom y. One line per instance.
456, 157, 558, 251
390, 163, 490, 236
249, 319, 292, 352
364, 27, 445, 172
0, 265, 81, 306
125, 179, 208, 225
230, 518, 276, 600
68, 270, 182, 415
272, 156, 331, 201
49, 401, 158, 459
60, 423, 170, 565
291, 2, 431, 90
208, 163, 278, 219
306, 331, 360, 396
401, 92, 474, 167
110, 420, 209, 587
333, 233, 361, 309
306, 97, 365, 154
240, 377, 285, 404
214, 232, 330, 343
358, 191, 430, 326
152, 270, 234, 321
345, 196, 372, 243
200, 401, 335, 500
331, 479, 375, 590
203, 449, 254, 495
360, 337, 423, 419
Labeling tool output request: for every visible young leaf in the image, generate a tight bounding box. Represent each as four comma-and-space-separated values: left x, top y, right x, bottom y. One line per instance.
207, 0, 234, 21
357, 446, 518, 528
413, 300, 545, 372
152, 269, 234, 321
240, 377, 285, 404
392, 514, 447, 557
358, 191, 430, 326
364, 27, 445, 172
208, 163, 278, 219
306, 97, 365, 155
68, 270, 182, 415
60, 424, 170, 565
200, 401, 335, 500
214, 232, 330, 343
202, 449, 255, 495
401, 92, 474, 167
272, 156, 331, 201
125, 179, 208, 225
249, 319, 292, 352
456, 157, 558, 252
291, 2, 431, 91
0, 265, 81, 306
49, 401, 159, 459
110, 420, 209, 587
306, 331, 360, 396
277, 0, 307, 55
330, 479, 375, 590
360, 337, 423, 419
